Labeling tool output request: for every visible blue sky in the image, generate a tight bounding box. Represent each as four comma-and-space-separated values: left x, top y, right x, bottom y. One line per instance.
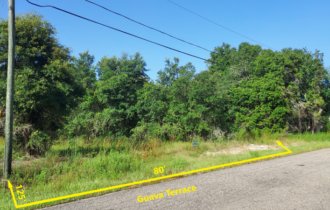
1, 0, 329, 82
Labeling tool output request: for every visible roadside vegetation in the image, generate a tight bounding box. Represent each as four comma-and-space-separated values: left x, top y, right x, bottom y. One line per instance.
1, 11, 330, 210
1, 132, 330, 210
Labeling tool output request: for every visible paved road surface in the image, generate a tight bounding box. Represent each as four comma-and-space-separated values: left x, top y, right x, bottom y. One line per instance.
42, 148, 330, 210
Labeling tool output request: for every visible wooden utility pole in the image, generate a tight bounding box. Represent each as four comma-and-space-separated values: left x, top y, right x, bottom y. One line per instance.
3, 0, 15, 179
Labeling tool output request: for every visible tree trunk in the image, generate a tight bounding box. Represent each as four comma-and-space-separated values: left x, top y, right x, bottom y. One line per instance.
298, 107, 302, 132
23, 133, 30, 156
307, 112, 310, 132
310, 117, 314, 134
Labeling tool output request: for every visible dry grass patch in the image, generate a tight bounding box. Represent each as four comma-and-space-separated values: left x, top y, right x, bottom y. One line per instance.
205, 143, 278, 156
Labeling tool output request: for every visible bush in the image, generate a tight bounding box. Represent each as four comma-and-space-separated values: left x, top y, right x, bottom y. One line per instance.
130, 122, 184, 142
321, 121, 330, 132
209, 127, 226, 141
28, 130, 52, 156
237, 128, 249, 140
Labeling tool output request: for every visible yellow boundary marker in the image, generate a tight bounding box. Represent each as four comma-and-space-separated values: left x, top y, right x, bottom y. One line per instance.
9, 140, 291, 208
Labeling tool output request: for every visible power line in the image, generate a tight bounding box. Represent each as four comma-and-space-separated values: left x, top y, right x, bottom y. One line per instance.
25, 0, 276, 75
85, 0, 214, 54
26, 0, 211, 63
166, 0, 277, 51
8, 1, 325, 91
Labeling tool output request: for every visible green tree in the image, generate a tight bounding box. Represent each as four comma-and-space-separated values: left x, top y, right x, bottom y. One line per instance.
278, 48, 328, 133
70, 50, 97, 90
0, 12, 82, 155
64, 52, 149, 139
61, 50, 98, 140
95, 52, 149, 136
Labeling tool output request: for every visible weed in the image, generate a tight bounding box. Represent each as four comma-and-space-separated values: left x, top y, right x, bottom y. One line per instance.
0, 136, 4, 159
1, 133, 330, 209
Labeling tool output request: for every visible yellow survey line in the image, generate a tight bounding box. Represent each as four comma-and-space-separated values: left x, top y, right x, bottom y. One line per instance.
8, 181, 18, 208
9, 140, 291, 208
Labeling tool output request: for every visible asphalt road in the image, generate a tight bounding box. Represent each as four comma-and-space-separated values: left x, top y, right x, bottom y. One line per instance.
42, 148, 330, 210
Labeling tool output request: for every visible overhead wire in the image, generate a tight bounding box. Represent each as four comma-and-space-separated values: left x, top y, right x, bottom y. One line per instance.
85, 0, 214, 54
166, 0, 277, 51
26, 0, 278, 77
1, 1, 325, 93
26, 0, 212, 63
13, 1, 329, 98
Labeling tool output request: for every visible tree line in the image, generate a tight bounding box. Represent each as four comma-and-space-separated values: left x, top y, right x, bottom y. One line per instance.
1, 12, 329, 156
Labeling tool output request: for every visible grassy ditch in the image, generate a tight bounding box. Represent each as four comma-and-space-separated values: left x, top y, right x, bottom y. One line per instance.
1, 133, 330, 209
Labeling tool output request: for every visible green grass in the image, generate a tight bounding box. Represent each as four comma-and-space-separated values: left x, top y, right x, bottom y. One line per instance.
1, 133, 330, 210
0, 137, 4, 160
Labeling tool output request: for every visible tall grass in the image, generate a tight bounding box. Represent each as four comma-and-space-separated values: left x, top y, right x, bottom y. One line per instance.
1, 132, 330, 209
1, 131, 330, 188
